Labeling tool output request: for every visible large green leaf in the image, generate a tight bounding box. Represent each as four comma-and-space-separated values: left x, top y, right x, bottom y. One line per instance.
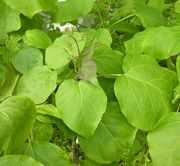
125, 26, 180, 60
11, 46, 43, 74
24, 29, 52, 49
51, 0, 95, 22
0, 155, 43, 166
15, 141, 71, 166
79, 102, 137, 164
16, 66, 57, 104
135, 0, 165, 27
45, 32, 86, 69
55, 79, 107, 138
114, 55, 178, 130
92, 47, 123, 75
0, 0, 21, 34
147, 113, 180, 166
0, 96, 36, 153
2, 0, 57, 18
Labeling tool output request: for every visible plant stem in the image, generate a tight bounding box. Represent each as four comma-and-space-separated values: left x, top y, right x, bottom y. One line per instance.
108, 14, 135, 29
71, 136, 78, 164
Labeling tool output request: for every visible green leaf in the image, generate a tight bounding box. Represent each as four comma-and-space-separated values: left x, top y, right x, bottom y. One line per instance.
45, 32, 86, 69
24, 29, 52, 49
11, 46, 43, 74
177, 55, 180, 81
0, 0, 21, 33
16, 66, 57, 104
0, 60, 6, 88
135, 0, 165, 27
2, 0, 57, 18
51, 0, 95, 22
0, 96, 36, 153
15, 141, 71, 166
33, 121, 53, 141
79, 102, 136, 164
92, 47, 123, 75
0, 155, 43, 166
114, 55, 178, 130
175, 0, 180, 14
0, 66, 19, 102
147, 112, 180, 166
125, 26, 180, 60
37, 104, 61, 119
55, 79, 107, 138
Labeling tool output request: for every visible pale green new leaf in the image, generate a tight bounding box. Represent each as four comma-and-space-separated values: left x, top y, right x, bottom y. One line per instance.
16, 66, 57, 104
114, 55, 178, 130
79, 103, 137, 164
24, 29, 52, 49
55, 79, 107, 138
37, 104, 61, 119
0, 96, 36, 153
11, 46, 43, 74
15, 141, 71, 166
45, 32, 86, 69
51, 0, 95, 22
2, 0, 57, 18
147, 113, 180, 166
0, 155, 43, 166
0, 1, 21, 34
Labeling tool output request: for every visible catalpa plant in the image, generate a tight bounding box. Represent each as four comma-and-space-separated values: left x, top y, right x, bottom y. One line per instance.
0, 0, 180, 165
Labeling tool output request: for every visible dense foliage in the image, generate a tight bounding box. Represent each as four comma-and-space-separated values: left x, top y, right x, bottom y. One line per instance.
0, 0, 180, 165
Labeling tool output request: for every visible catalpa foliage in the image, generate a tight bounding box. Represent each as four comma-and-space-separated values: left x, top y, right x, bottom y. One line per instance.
0, 0, 180, 165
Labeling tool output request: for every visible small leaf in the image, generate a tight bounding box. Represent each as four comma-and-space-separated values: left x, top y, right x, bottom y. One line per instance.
45, 32, 86, 69
11, 46, 43, 74
0, 155, 43, 166
24, 29, 52, 49
16, 66, 57, 104
55, 79, 107, 138
37, 104, 61, 119
92, 47, 123, 75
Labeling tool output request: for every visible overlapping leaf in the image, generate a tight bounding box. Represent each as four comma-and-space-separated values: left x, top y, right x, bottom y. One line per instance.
15, 141, 71, 166
55, 79, 107, 138
114, 55, 178, 130
125, 26, 180, 59
0, 96, 36, 153
147, 113, 180, 166
79, 103, 137, 164
16, 66, 57, 104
